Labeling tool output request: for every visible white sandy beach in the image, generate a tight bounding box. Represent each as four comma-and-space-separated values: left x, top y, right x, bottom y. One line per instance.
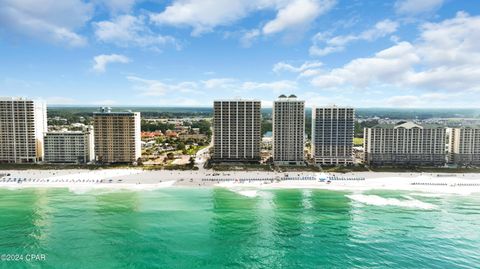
1, 169, 480, 195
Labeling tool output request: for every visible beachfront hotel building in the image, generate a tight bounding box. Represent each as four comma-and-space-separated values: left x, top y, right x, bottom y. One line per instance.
44, 130, 94, 163
0, 97, 47, 163
272, 94, 305, 165
448, 127, 480, 166
364, 122, 446, 166
212, 100, 261, 162
312, 106, 355, 165
93, 108, 141, 164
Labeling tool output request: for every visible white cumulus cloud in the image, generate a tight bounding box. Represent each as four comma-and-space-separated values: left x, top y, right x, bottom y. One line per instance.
310, 12, 480, 94
127, 75, 298, 97
150, 0, 254, 36
263, 0, 335, 35
395, 0, 444, 15
93, 54, 130, 73
98, 0, 137, 14
241, 80, 298, 92
127, 76, 200, 96
94, 15, 178, 50
273, 61, 323, 77
0, 0, 93, 46
310, 19, 399, 56
150, 0, 335, 38
273, 61, 323, 73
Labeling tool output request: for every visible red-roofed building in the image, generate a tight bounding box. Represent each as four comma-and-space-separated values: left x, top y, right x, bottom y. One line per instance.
141, 131, 163, 140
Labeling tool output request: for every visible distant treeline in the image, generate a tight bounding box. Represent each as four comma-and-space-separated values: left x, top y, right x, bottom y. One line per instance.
354, 108, 480, 120
49, 106, 480, 120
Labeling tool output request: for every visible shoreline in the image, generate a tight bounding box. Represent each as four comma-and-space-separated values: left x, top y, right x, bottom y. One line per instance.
1, 169, 480, 195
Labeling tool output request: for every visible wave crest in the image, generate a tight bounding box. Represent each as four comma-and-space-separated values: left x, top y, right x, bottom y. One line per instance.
347, 194, 437, 209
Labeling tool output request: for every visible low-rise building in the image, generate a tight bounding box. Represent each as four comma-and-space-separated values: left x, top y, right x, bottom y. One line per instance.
448, 126, 480, 166
44, 131, 94, 163
364, 122, 446, 166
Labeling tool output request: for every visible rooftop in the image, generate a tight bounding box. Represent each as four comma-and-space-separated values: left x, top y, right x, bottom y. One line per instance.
46, 131, 89, 135
372, 121, 445, 129
93, 111, 140, 116
0, 96, 39, 102
275, 94, 303, 102
453, 125, 480, 129
213, 99, 261, 102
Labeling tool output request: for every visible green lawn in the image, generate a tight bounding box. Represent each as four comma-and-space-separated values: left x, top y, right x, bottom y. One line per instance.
353, 137, 364, 146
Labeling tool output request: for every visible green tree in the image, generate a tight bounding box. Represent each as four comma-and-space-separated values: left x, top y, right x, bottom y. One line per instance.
177, 142, 186, 151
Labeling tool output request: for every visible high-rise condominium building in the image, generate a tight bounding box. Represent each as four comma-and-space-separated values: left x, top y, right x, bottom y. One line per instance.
0, 97, 47, 163
213, 100, 261, 162
44, 130, 94, 163
312, 107, 355, 165
272, 94, 305, 165
93, 108, 141, 164
364, 122, 446, 166
448, 127, 480, 166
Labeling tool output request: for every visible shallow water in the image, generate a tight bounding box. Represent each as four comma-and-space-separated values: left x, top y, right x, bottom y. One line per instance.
0, 188, 479, 268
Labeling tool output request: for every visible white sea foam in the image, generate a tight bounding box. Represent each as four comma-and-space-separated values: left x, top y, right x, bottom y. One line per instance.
237, 190, 258, 197
347, 194, 437, 210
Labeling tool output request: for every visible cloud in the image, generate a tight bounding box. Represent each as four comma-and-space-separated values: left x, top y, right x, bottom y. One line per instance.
384, 95, 421, 107
302, 91, 355, 107
128, 75, 298, 97
310, 19, 399, 56
127, 76, 199, 96
0, 0, 93, 46
97, 0, 137, 14
310, 12, 480, 94
94, 15, 178, 50
241, 80, 298, 92
202, 78, 237, 89
150, 0, 254, 36
273, 61, 323, 74
240, 29, 261, 47
93, 54, 130, 73
383, 92, 468, 108
311, 41, 418, 87
263, 0, 335, 35
273, 60, 323, 78
150, 0, 335, 37
395, 0, 444, 15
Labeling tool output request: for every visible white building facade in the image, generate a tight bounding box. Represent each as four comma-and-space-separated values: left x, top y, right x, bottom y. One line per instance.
272, 94, 305, 165
0, 97, 47, 163
44, 130, 94, 163
364, 122, 446, 166
448, 127, 480, 166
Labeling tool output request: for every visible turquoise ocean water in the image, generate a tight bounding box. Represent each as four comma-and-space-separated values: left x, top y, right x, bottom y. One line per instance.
0, 187, 479, 268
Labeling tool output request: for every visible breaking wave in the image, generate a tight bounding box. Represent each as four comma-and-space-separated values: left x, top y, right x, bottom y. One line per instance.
347, 194, 437, 210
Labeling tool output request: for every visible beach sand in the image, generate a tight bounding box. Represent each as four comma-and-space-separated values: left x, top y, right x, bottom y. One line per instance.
1, 169, 480, 195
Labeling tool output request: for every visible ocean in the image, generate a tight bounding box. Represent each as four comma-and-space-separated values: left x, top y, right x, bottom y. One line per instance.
0, 187, 479, 268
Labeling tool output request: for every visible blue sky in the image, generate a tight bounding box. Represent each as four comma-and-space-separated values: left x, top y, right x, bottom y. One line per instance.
1, 0, 479, 108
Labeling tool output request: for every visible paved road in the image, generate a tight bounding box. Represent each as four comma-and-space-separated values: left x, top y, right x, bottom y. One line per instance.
194, 143, 212, 170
